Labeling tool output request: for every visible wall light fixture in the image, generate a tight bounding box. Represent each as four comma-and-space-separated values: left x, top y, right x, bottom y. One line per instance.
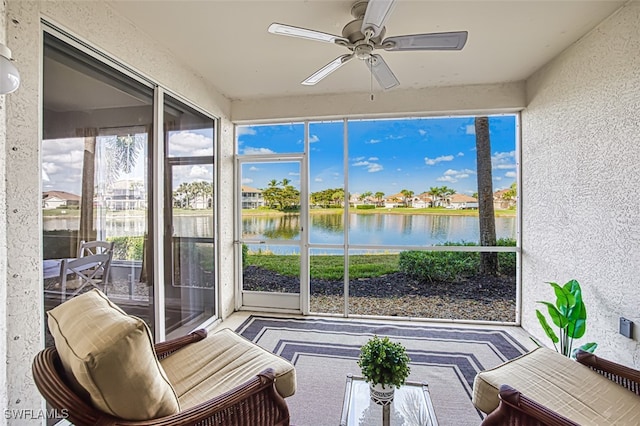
0, 43, 20, 94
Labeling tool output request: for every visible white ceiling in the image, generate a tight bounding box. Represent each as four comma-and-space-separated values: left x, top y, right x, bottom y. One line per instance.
106, 0, 625, 102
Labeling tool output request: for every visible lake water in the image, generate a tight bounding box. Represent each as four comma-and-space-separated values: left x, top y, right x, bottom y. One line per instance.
242, 213, 516, 246
44, 212, 516, 249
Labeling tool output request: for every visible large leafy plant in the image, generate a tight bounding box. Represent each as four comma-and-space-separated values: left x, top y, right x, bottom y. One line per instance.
536, 279, 597, 358
357, 335, 411, 389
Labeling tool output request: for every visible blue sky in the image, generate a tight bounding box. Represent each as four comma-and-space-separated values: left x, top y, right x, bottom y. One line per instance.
238, 115, 517, 197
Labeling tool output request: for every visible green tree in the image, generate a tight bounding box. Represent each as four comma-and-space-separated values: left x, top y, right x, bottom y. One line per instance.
503, 182, 517, 201
374, 191, 385, 207
400, 189, 414, 206
429, 186, 443, 207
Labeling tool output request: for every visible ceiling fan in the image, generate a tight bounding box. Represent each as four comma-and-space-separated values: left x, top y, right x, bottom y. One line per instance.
268, 0, 468, 90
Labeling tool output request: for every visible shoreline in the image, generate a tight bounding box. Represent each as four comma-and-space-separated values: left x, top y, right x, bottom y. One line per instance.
42, 208, 517, 219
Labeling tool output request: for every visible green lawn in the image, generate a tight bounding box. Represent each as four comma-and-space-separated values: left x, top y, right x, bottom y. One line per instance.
247, 253, 400, 280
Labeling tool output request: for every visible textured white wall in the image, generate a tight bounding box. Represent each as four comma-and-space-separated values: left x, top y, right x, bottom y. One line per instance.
0, 0, 8, 423
522, 1, 640, 367
4, 1, 233, 421
232, 81, 525, 122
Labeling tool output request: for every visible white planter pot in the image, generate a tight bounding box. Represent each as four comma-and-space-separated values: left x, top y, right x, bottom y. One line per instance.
369, 382, 395, 406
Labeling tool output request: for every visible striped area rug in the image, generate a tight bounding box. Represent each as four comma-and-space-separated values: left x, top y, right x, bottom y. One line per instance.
236, 315, 532, 426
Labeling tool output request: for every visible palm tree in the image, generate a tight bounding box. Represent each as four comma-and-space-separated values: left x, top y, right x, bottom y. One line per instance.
374, 191, 385, 207
79, 132, 143, 244
475, 116, 498, 275
361, 191, 373, 204
429, 186, 443, 207
400, 189, 414, 207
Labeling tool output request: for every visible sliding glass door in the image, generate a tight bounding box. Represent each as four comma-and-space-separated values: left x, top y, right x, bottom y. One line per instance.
163, 95, 216, 337
42, 28, 219, 344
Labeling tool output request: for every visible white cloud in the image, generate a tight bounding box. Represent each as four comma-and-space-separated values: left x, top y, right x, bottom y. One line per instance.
424, 155, 454, 166
169, 131, 214, 156
236, 126, 257, 137
366, 139, 381, 144
309, 134, 320, 143
243, 146, 275, 155
418, 129, 427, 136
388, 135, 404, 140
492, 150, 516, 170
368, 156, 379, 161
505, 171, 517, 178
397, 168, 402, 172
352, 156, 366, 162
495, 176, 503, 181
242, 178, 253, 184
189, 166, 210, 179
440, 168, 474, 182
466, 125, 475, 135
458, 152, 464, 157
315, 177, 323, 182
437, 175, 457, 183
353, 160, 383, 173
249, 166, 259, 171
289, 172, 300, 176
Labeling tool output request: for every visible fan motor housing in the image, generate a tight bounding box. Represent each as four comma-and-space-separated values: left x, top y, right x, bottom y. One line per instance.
342, 18, 385, 45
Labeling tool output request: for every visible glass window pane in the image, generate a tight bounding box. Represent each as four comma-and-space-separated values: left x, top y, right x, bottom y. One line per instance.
236, 123, 304, 155
163, 94, 216, 338
42, 32, 154, 345
241, 162, 301, 240
242, 244, 300, 294
309, 121, 345, 244
310, 248, 344, 314
347, 116, 517, 246
165, 97, 215, 158
347, 248, 516, 321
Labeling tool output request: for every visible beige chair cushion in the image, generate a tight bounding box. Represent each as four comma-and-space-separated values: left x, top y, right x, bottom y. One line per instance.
161, 327, 296, 409
473, 346, 640, 425
47, 289, 180, 420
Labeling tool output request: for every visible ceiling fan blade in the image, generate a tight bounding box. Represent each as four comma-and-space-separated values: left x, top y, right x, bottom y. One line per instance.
361, 0, 396, 39
382, 31, 468, 51
268, 23, 349, 45
367, 54, 399, 90
302, 54, 354, 86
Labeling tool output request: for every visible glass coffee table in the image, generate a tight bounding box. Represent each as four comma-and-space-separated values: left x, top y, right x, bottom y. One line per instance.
339, 374, 439, 426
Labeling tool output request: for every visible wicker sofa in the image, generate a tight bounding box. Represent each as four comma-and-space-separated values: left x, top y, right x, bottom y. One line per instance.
33, 289, 296, 426
473, 346, 640, 425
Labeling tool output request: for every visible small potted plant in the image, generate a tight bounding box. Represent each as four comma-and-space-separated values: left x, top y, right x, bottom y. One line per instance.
357, 335, 411, 405
536, 279, 597, 358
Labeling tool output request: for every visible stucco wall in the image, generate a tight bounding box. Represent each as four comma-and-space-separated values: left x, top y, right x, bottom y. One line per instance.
232, 81, 525, 122
522, 0, 640, 367
3, 1, 233, 422
0, 0, 8, 423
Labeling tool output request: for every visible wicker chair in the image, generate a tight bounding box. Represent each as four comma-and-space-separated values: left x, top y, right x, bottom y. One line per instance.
480, 349, 640, 426
32, 329, 291, 426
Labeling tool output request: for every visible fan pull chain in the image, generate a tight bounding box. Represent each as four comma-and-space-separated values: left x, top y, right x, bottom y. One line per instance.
369, 59, 374, 101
